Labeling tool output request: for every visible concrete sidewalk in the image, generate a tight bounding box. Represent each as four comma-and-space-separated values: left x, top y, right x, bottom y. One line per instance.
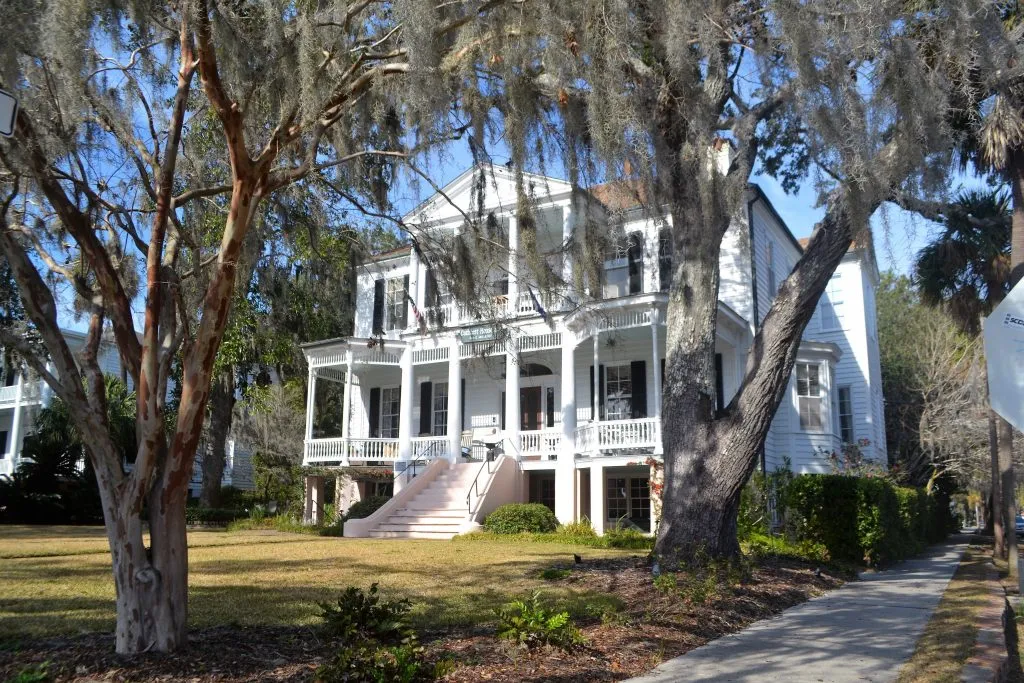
626, 541, 966, 683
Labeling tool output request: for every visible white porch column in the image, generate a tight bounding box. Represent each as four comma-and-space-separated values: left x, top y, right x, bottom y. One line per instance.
507, 215, 519, 316
398, 347, 414, 461
447, 337, 462, 462
590, 462, 605, 535
8, 371, 23, 461
651, 307, 663, 455
407, 245, 420, 330
504, 344, 520, 455
561, 204, 574, 303
555, 332, 577, 524
303, 365, 317, 463
341, 350, 354, 465
592, 334, 600, 421
310, 476, 324, 525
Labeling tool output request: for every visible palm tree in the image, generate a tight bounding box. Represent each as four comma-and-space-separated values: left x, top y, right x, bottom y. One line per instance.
914, 188, 1011, 550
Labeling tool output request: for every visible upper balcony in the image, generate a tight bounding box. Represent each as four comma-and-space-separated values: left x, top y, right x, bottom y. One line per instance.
0, 380, 43, 409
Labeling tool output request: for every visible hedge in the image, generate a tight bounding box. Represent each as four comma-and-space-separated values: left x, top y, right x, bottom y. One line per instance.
483, 504, 558, 534
785, 475, 944, 567
184, 507, 248, 525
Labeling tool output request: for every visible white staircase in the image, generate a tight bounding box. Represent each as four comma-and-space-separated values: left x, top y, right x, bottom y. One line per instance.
367, 463, 479, 539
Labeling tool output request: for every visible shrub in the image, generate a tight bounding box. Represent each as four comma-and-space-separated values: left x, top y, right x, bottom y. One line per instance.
557, 519, 598, 538
604, 526, 653, 549
495, 591, 585, 650
343, 496, 392, 523
538, 568, 572, 580
184, 507, 247, 525
315, 640, 442, 683
855, 477, 902, 566
483, 504, 558, 534
319, 583, 414, 645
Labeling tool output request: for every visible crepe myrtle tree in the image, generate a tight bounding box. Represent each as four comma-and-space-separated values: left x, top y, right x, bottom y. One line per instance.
412, 0, 1010, 561
0, 0, 521, 655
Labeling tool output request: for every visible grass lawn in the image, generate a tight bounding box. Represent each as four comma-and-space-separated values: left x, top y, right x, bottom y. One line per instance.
0, 525, 638, 641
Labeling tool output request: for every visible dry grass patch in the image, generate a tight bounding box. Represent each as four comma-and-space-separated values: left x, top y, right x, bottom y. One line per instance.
0, 526, 636, 642
896, 547, 990, 683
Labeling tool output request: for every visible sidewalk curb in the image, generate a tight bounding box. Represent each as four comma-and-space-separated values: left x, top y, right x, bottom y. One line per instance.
960, 557, 1013, 683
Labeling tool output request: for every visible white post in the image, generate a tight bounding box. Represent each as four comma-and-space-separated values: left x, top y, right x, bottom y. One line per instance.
408, 245, 420, 331
505, 345, 520, 455
651, 307, 663, 455
8, 371, 24, 462
592, 334, 600, 422
447, 337, 462, 462
342, 350, 354, 466
398, 347, 413, 462
562, 203, 574, 305
311, 476, 324, 525
507, 215, 519, 316
304, 365, 317, 463
556, 331, 577, 523
590, 462, 605, 535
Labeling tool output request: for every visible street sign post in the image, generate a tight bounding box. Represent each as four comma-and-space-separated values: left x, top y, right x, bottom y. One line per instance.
0, 89, 17, 138
985, 280, 1024, 433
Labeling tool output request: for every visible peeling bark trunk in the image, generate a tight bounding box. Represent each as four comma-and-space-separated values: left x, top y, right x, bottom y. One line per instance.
991, 409, 1006, 554
200, 369, 235, 508
657, 196, 857, 562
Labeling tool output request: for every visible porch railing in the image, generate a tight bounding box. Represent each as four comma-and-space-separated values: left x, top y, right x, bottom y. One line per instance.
411, 436, 449, 459
519, 429, 562, 458
0, 381, 41, 405
303, 437, 400, 464
574, 417, 660, 455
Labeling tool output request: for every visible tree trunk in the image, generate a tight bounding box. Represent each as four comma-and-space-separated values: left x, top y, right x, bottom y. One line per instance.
999, 416, 1018, 576
200, 369, 235, 508
657, 194, 857, 563
991, 409, 1006, 554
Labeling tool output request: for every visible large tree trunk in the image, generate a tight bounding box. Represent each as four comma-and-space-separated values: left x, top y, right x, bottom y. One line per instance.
200, 369, 235, 508
991, 409, 1006, 554
998, 416, 1017, 574
657, 194, 857, 562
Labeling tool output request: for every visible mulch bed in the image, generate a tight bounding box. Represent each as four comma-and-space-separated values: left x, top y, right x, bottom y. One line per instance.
0, 555, 844, 682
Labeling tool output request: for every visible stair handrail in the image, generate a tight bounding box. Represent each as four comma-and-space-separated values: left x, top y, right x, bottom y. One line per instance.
465, 437, 521, 515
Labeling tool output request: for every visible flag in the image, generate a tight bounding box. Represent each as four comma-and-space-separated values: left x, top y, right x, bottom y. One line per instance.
527, 286, 548, 322
408, 294, 428, 334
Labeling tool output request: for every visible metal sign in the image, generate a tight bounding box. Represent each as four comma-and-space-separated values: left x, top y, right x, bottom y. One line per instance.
0, 90, 17, 138
984, 279, 1024, 432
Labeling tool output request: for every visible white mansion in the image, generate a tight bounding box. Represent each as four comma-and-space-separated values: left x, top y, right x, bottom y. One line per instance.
300, 164, 886, 537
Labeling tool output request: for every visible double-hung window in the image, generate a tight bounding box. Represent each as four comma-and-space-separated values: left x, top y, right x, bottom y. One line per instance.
380, 387, 401, 438
605, 364, 633, 421
796, 363, 823, 431
820, 275, 844, 330
385, 277, 406, 331
838, 386, 854, 443
432, 382, 448, 436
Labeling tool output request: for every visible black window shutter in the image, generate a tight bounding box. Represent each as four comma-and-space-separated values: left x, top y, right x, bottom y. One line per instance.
599, 365, 605, 419
400, 274, 410, 328
589, 366, 595, 420
546, 387, 555, 428
627, 234, 644, 294
419, 382, 433, 435
0, 430, 7, 457
425, 269, 438, 306
368, 387, 381, 437
630, 360, 647, 418
461, 378, 466, 431
372, 280, 385, 335
714, 353, 725, 414
500, 392, 506, 430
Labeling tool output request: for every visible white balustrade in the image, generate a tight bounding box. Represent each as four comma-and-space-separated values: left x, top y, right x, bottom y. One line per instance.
519, 429, 562, 457
518, 332, 561, 353
412, 347, 449, 364
303, 437, 400, 464
574, 418, 660, 455
0, 381, 41, 405
411, 436, 449, 459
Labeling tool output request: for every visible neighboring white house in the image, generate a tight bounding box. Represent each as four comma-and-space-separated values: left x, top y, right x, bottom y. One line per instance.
299, 163, 887, 537
1, 329, 256, 494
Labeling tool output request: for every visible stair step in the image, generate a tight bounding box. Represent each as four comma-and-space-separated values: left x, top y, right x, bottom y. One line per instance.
368, 530, 457, 539
378, 522, 462, 533
391, 508, 465, 518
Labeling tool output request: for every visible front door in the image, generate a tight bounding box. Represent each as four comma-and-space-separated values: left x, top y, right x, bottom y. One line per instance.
520, 386, 542, 431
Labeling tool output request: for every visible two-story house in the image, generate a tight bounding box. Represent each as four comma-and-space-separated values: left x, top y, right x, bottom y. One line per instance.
299, 164, 886, 537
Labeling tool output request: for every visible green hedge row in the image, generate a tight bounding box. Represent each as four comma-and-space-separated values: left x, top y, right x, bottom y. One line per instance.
184, 507, 248, 525
785, 475, 946, 566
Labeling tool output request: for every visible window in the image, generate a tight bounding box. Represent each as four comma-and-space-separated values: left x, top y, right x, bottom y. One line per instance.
630, 478, 651, 531
432, 382, 448, 436
603, 242, 629, 299
607, 477, 628, 520
820, 275, 844, 330
385, 277, 407, 331
766, 241, 778, 296
380, 387, 401, 438
0, 430, 7, 459
529, 474, 556, 512
369, 481, 394, 498
659, 228, 673, 292
605, 364, 633, 421
838, 386, 854, 443
796, 363, 823, 430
